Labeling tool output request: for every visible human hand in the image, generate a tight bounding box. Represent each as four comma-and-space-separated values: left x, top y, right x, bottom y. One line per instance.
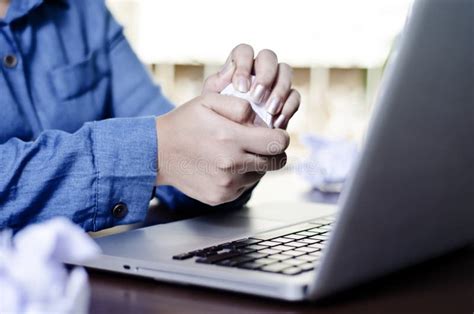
155, 93, 289, 205
203, 43, 300, 129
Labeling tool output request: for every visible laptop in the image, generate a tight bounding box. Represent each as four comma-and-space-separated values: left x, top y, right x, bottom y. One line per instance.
80, 0, 474, 301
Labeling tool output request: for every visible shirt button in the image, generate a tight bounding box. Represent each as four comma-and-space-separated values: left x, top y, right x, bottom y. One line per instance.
111, 202, 128, 219
3, 54, 18, 68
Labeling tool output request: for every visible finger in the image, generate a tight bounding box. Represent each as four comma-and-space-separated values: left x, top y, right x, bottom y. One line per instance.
234, 124, 290, 155
202, 55, 236, 94
200, 94, 255, 125
234, 171, 265, 188
251, 49, 278, 104
239, 153, 288, 173
265, 63, 293, 115
274, 89, 301, 129
231, 44, 254, 93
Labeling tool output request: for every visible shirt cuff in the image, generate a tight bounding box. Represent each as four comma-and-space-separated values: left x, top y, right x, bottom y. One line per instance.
89, 116, 157, 231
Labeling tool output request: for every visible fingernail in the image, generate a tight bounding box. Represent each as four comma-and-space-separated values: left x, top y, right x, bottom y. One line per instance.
274, 114, 286, 129
266, 97, 281, 115
237, 77, 249, 93
251, 84, 266, 103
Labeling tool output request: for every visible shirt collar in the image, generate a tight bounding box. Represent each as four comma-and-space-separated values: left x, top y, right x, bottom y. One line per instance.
3, 0, 67, 24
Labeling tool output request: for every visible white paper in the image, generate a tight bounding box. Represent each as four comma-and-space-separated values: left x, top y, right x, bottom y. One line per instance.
0, 217, 101, 314
220, 77, 273, 128
297, 134, 358, 193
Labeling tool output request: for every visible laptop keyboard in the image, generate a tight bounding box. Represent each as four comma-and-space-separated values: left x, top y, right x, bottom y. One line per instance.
172, 215, 334, 276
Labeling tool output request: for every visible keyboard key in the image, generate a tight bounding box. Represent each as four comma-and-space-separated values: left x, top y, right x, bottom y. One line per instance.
312, 235, 329, 241
284, 234, 306, 240
246, 252, 268, 259
235, 247, 256, 254
284, 259, 307, 266
286, 242, 307, 248
309, 252, 323, 257
247, 244, 267, 250
282, 267, 303, 275
195, 251, 241, 264
194, 250, 219, 257
227, 255, 254, 265
267, 254, 292, 261
319, 226, 332, 232
259, 248, 281, 255
217, 260, 238, 267
218, 242, 235, 249
297, 255, 320, 262
216, 259, 238, 267
252, 258, 279, 266
258, 241, 280, 247
300, 263, 315, 272
237, 261, 263, 270
273, 245, 294, 251
247, 237, 264, 244
272, 237, 293, 244
230, 238, 252, 248
172, 252, 194, 260
308, 243, 325, 250
281, 250, 306, 257
300, 238, 319, 244
296, 231, 316, 237
295, 247, 319, 253
261, 262, 292, 273
200, 246, 219, 252
187, 249, 202, 256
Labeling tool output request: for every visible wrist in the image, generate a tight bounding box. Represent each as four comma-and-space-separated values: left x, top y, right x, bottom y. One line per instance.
155, 115, 170, 186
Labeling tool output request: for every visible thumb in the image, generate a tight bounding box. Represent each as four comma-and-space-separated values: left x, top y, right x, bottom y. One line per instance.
202, 57, 235, 94
201, 93, 256, 125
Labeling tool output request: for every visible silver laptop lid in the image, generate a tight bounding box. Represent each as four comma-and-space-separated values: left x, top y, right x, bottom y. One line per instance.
310, 0, 474, 299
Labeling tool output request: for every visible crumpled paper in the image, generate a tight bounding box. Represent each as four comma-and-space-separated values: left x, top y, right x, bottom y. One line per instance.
0, 218, 101, 314
297, 134, 358, 193
221, 76, 273, 128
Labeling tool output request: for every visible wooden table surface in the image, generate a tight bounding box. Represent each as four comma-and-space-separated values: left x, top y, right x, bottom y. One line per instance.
88, 246, 474, 314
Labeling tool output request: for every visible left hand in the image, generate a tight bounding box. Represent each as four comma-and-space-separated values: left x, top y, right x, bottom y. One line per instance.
203, 43, 300, 129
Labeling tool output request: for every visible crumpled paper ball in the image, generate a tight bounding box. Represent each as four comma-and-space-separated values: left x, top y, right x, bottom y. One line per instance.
297, 134, 358, 193
0, 217, 101, 314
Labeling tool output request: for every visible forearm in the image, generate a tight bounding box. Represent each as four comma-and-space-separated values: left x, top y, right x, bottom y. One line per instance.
0, 117, 157, 232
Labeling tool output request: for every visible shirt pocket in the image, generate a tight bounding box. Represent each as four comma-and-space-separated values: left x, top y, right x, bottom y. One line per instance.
49, 46, 110, 100
47, 46, 111, 131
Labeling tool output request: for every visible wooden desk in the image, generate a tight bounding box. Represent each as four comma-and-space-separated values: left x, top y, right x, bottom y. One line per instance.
89, 246, 474, 313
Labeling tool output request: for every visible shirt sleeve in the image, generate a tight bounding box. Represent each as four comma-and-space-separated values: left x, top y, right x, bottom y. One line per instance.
0, 117, 158, 232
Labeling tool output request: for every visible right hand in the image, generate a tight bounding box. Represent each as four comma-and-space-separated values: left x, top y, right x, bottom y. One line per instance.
202, 44, 301, 129
155, 93, 290, 206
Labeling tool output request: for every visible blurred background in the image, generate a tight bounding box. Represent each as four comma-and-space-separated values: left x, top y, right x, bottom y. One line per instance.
106, 0, 414, 206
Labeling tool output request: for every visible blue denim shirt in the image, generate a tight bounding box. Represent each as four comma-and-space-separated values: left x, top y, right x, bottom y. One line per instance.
0, 0, 251, 232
